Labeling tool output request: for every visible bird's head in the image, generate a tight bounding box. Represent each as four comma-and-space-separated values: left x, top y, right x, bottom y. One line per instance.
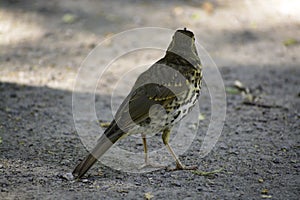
167, 28, 198, 56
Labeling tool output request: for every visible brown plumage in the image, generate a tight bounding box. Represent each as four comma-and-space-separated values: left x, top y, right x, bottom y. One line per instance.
73, 28, 203, 178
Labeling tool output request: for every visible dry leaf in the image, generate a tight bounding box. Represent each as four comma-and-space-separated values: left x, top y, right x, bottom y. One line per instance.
261, 188, 269, 194
145, 192, 154, 200
202, 2, 214, 14
261, 195, 272, 198
172, 6, 184, 16
99, 121, 110, 128
192, 168, 223, 176
62, 13, 77, 24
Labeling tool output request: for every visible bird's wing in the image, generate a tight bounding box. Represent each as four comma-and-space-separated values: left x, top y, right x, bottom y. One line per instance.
129, 83, 176, 121
112, 63, 188, 132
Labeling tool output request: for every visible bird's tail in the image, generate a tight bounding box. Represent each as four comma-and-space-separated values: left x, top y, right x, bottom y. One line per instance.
72, 121, 124, 179
72, 153, 98, 179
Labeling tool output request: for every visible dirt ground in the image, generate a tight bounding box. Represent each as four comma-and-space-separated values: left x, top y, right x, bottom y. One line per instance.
0, 0, 299, 199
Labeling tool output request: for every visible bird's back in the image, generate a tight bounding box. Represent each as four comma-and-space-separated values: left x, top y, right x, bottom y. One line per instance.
111, 51, 202, 136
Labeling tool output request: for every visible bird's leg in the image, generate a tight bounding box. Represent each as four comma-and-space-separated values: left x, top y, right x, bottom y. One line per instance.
142, 134, 148, 164
162, 128, 197, 170
139, 133, 165, 169
162, 128, 184, 169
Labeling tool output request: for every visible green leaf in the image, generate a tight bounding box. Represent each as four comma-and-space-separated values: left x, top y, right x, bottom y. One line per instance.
62, 13, 77, 24
283, 38, 298, 46
191, 13, 200, 20
198, 113, 205, 120
225, 87, 240, 94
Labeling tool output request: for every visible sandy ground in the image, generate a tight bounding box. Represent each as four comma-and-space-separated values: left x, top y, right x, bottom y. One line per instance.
0, 0, 299, 199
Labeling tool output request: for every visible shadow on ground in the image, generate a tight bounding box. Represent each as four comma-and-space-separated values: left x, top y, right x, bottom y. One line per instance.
0, 63, 299, 199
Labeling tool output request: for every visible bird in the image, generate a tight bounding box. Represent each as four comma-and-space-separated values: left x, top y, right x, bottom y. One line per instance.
72, 28, 203, 179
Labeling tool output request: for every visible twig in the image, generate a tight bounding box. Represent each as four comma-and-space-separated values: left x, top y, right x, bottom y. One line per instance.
243, 101, 285, 109
192, 168, 223, 176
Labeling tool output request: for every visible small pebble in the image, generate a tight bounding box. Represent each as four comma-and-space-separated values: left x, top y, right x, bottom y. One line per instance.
10, 93, 17, 98
272, 158, 280, 164
81, 179, 89, 183
60, 172, 74, 181
171, 181, 181, 187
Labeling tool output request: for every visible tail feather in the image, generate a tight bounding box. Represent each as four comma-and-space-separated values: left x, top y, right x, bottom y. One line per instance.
72, 153, 98, 179
72, 121, 124, 179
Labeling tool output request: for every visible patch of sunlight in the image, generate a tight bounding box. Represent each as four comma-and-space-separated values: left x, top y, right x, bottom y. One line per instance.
276, 0, 300, 17
0, 68, 76, 91
244, 0, 300, 23
0, 9, 45, 45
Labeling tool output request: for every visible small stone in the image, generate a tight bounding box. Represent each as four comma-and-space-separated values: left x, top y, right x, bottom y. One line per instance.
171, 181, 181, 187
134, 181, 141, 186
81, 179, 89, 183
60, 172, 74, 181
258, 178, 264, 183
10, 93, 17, 98
272, 158, 280, 164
